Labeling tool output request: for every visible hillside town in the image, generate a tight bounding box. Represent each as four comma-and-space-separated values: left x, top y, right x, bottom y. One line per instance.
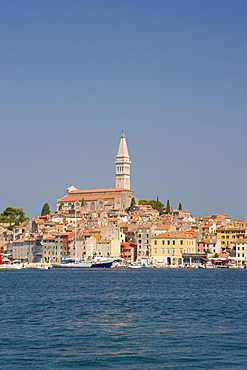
1, 132, 247, 268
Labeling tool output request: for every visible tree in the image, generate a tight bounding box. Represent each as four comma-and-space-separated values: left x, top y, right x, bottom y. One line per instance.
41, 203, 50, 216
130, 197, 136, 207
178, 202, 182, 211
81, 198, 85, 207
58, 203, 63, 211
0, 207, 28, 229
165, 199, 170, 214
139, 199, 164, 215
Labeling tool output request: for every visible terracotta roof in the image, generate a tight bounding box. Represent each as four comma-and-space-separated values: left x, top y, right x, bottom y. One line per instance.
69, 188, 132, 194
58, 194, 121, 202
153, 231, 197, 239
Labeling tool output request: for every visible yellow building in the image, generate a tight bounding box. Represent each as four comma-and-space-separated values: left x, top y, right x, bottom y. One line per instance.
150, 231, 197, 266
216, 225, 246, 252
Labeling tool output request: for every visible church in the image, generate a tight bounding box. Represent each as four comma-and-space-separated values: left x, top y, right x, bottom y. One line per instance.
57, 132, 136, 211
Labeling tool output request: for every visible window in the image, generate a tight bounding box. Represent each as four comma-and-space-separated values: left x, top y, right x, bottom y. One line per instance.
154, 248, 157, 254
167, 240, 170, 245
154, 240, 157, 245
180, 240, 183, 245
172, 240, 175, 245
167, 249, 170, 254
162, 248, 165, 254
172, 249, 175, 254
162, 240, 165, 245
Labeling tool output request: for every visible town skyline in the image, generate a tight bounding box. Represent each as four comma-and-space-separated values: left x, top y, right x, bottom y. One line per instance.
1, 1, 246, 220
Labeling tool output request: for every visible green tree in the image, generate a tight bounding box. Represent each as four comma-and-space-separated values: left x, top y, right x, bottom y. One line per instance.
139, 199, 164, 215
71, 203, 75, 209
178, 202, 182, 211
58, 203, 63, 211
165, 199, 170, 214
41, 203, 50, 216
81, 198, 85, 207
130, 197, 136, 207
0, 207, 28, 229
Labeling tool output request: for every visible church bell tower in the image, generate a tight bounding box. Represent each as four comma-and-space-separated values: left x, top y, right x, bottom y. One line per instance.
115, 131, 131, 190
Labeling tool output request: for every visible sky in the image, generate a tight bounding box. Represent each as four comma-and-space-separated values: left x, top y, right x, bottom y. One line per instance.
0, 0, 246, 220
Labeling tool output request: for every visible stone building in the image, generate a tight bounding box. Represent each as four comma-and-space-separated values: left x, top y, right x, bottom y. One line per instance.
57, 132, 137, 212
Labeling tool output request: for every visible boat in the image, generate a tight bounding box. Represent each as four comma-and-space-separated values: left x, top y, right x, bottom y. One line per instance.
0, 263, 26, 270
53, 260, 93, 268
35, 265, 51, 270
91, 260, 113, 268
127, 263, 143, 269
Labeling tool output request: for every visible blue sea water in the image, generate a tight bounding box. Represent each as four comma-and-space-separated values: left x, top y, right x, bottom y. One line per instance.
1, 268, 247, 369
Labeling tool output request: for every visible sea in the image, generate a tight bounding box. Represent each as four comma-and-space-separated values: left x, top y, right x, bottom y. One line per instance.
1, 268, 247, 369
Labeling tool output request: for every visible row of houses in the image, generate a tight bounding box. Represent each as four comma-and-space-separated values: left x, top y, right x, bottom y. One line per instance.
1, 205, 247, 266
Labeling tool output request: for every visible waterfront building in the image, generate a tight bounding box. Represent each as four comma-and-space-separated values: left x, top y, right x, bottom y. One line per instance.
136, 225, 157, 264
150, 231, 197, 266
42, 232, 74, 263
121, 242, 137, 262
231, 238, 247, 265
216, 225, 246, 253
42, 235, 59, 263
9, 236, 42, 263
197, 238, 221, 254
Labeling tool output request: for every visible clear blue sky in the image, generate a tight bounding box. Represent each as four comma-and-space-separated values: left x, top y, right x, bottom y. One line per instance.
0, 0, 246, 220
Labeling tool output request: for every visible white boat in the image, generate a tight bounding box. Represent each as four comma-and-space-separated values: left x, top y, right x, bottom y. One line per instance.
128, 264, 143, 269
0, 263, 25, 270
53, 260, 93, 268
35, 265, 51, 270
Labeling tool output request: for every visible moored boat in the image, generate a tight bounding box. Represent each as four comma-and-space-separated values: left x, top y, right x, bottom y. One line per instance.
91, 260, 113, 268
53, 260, 93, 268
0, 263, 26, 270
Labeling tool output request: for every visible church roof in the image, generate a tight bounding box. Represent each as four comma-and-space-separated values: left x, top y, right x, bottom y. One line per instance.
68, 188, 132, 194
66, 185, 78, 193
57, 194, 121, 203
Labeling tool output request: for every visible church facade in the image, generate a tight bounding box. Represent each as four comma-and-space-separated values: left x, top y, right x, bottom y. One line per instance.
57, 132, 137, 211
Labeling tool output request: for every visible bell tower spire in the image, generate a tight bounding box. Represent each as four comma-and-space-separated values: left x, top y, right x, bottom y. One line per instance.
115, 131, 131, 189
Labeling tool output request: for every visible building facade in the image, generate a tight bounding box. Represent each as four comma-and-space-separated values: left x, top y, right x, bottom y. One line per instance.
150, 232, 196, 266
57, 132, 136, 212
